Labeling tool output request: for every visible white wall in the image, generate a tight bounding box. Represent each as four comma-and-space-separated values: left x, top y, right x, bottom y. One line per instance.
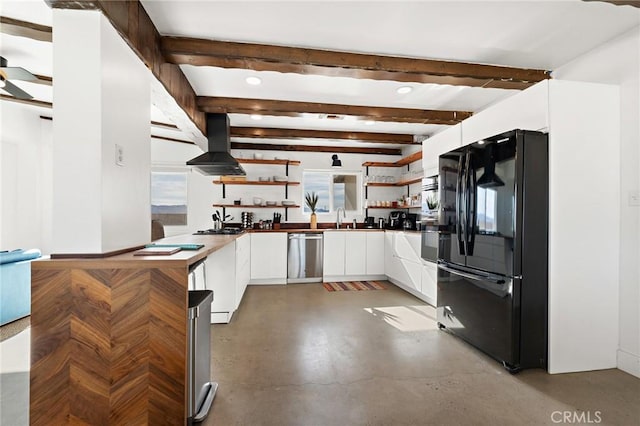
0, 104, 53, 254
52, 10, 150, 253
554, 26, 640, 378
547, 80, 620, 374
151, 138, 407, 231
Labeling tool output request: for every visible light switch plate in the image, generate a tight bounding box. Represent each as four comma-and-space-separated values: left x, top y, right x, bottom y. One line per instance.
115, 144, 124, 166
629, 190, 640, 207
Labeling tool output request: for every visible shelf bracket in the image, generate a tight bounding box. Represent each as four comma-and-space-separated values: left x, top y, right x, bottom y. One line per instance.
222, 183, 226, 198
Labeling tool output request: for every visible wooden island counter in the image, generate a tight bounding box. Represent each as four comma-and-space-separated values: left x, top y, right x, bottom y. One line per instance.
29, 233, 243, 425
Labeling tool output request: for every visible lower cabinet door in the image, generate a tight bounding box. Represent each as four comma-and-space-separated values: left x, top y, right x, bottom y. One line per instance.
344, 232, 366, 275
366, 232, 385, 275
250, 233, 287, 280
397, 259, 422, 293
206, 241, 236, 321
421, 261, 437, 304
323, 232, 345, 276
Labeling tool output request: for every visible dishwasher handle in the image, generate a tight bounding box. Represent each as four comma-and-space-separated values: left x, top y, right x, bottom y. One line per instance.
289, 234, 323, 240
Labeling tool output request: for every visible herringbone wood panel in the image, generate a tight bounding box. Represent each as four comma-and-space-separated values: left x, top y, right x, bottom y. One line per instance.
30, 265, 189, 425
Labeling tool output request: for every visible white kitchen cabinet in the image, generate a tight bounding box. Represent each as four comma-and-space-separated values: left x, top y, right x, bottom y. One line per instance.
365, 231, 385, 276
422, 123, 462, 177
324, 231, 385, 280
235, 234, 250, 309
397, 257, 422, 293
461, 81, 549, 146
205, 240, 237, 323
384, 231, 402, 282
344, 232, 366, 275
420, 261, 437, 306
384, 231, 431, 300
395, 232, 421, 263
323, 231, 345, 277
250, 232, 287, 284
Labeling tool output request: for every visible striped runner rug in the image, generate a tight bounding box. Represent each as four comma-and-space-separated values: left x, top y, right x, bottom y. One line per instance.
323, 281, 386, 292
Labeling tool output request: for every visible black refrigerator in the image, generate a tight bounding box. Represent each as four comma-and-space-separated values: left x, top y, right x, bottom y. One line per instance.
436, 129, 548, 373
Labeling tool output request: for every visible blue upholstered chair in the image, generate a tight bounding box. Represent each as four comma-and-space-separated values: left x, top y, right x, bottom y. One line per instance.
0, 248, 41, 326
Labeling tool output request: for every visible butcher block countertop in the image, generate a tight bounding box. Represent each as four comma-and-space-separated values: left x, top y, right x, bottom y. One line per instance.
33, 233, 245, 269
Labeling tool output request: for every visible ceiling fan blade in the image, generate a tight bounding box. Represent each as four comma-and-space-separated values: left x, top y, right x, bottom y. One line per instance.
2, 80, 33, 100
1, 67, 37, 81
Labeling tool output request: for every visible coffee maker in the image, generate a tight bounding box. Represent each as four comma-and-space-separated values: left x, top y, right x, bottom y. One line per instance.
403, 213, 418, 230
364, 217, 375, 228
388, 211, 407, 229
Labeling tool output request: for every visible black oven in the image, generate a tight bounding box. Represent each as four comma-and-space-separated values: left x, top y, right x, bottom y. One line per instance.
421, 226, 439, 263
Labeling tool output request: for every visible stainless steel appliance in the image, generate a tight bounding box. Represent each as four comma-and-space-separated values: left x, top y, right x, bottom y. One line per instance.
403, 213, 418, 230
388, 211, 406, 229
187, 289, 216, 423
287, 233, 323, 283
420, 225, 439, 263
422, 175, 439, 219
437, 129, 549, 373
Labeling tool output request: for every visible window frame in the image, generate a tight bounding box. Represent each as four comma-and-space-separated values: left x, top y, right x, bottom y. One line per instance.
302, 169, 363, 216
151, 167, 189, 227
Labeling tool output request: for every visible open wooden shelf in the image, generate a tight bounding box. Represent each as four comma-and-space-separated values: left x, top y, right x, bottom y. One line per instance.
362, 150, 422, 167
367, 205, 421, 209
365, 177, 421, 187
213, 180, 300, 186
213, 204, 300, 208
237, 158, 301, 165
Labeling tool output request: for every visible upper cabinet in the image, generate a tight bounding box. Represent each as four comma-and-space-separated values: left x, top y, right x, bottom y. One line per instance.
423, 82, 550, 178
461, 81, 549, 145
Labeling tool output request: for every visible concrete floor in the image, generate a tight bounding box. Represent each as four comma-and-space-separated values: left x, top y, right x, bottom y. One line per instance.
204, 283, 640, 426
1, 282, 639, 425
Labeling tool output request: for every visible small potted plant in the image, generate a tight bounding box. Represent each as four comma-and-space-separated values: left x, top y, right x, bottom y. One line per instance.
305, 192, 319, 229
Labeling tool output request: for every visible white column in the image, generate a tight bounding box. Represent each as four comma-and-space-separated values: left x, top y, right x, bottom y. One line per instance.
52, 9, 150, 254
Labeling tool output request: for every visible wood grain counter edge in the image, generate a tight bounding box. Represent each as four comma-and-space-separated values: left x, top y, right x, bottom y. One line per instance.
32, 233, 245, 270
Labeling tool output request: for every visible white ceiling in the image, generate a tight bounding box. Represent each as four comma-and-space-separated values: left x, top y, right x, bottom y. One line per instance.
1, 0, 639, 149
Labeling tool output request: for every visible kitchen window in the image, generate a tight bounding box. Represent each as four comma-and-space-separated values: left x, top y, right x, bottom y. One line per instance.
151, 171, 188, 225
302, 170, 362, 214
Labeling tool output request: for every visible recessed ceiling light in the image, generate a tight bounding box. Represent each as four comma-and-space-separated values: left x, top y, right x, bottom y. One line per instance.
397, 86, 412, 94
246, 76, 262, 85
477, 140, 485, 145
250, 114, 262, 120
364, 120, 375, 126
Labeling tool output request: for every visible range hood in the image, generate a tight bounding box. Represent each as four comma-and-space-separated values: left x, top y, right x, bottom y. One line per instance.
187, 113, 246, 176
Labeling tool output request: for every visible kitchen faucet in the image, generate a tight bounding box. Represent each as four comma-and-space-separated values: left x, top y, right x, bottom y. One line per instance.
336, 207, 346, 229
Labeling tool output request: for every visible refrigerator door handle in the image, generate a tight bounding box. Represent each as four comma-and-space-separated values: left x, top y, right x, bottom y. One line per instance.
461, 150, 471, 255
456, 155, 466, 255
467, 154, 476, 255
438, 263, 506, 285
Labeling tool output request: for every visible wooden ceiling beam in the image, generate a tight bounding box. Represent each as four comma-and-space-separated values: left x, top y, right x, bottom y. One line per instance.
583, 0, 640, 7
1, 94, 52, 109
162, 37, 551, 90
27, 102, 409, 147
230, 127, 417, 144
0, 16, 52, 42
231, 142, 401, 156
198, 97, 471, 125
46, 0, 207, 135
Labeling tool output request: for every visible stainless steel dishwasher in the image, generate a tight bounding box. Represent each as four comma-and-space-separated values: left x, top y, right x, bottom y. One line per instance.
287, 233, 323, 283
